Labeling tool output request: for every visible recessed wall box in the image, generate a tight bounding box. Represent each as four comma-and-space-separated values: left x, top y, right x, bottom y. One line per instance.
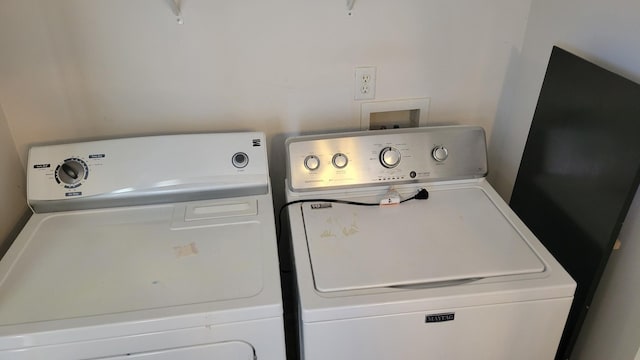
360, 98, 430, 130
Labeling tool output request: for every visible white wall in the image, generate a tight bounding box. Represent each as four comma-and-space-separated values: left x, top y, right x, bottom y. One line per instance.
0, 104, 27, 249
0, 0, 531, 167
488, 0, 640, 358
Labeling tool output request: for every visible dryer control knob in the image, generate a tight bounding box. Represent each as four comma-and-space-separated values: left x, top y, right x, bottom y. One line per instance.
56, 158, 87, 185
232, 152, 249, 168
432, 145, 449, 162
304, 155, 320, 171
380, 147, 401, 168
332, 153, 348, 169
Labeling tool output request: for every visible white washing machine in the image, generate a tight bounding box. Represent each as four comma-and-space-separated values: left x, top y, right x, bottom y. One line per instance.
284, 126, 576, 360
0, 132, 286, 359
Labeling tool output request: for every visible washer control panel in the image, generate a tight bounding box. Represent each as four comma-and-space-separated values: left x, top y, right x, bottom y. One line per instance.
286, 126, 487, 191
27, 132, 269, 212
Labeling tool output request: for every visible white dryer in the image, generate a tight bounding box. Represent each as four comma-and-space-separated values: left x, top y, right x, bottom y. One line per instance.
0, 133, 286, 359
283, 126, 576, 360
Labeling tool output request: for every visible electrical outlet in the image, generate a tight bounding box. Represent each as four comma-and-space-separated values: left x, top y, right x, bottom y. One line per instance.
354, 67, 376, 100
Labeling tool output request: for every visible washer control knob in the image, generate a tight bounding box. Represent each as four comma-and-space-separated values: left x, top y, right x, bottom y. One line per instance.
380, 147, 401, 168
304, 155, 320, 171
232, 152, 249, 168
432, 145, 449, 162
332, 153, 348, 169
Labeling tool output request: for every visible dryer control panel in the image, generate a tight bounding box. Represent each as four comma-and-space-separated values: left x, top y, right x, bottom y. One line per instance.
286, 126, 487, 191
27, 132, 269, 212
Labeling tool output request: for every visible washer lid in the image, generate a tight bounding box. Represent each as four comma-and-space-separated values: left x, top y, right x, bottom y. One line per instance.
301, 187, 545, 292
0, 200, 267, 326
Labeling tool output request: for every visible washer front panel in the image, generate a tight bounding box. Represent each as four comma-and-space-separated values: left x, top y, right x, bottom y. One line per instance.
286, 126, 487, 191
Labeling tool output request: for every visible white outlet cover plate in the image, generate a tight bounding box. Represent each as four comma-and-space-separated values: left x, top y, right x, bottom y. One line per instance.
354, 67, 376, 100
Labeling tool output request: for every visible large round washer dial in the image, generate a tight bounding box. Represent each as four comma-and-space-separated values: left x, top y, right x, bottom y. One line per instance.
332, 153, 348, 169
432, 145, 449, 162
304, 155, 320, 171
379, 147, 401, 168
55, 157, 88, 186
232, 152, 249, 168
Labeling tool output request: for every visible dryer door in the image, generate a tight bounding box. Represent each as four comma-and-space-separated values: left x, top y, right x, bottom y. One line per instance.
106, 341, 254, 359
